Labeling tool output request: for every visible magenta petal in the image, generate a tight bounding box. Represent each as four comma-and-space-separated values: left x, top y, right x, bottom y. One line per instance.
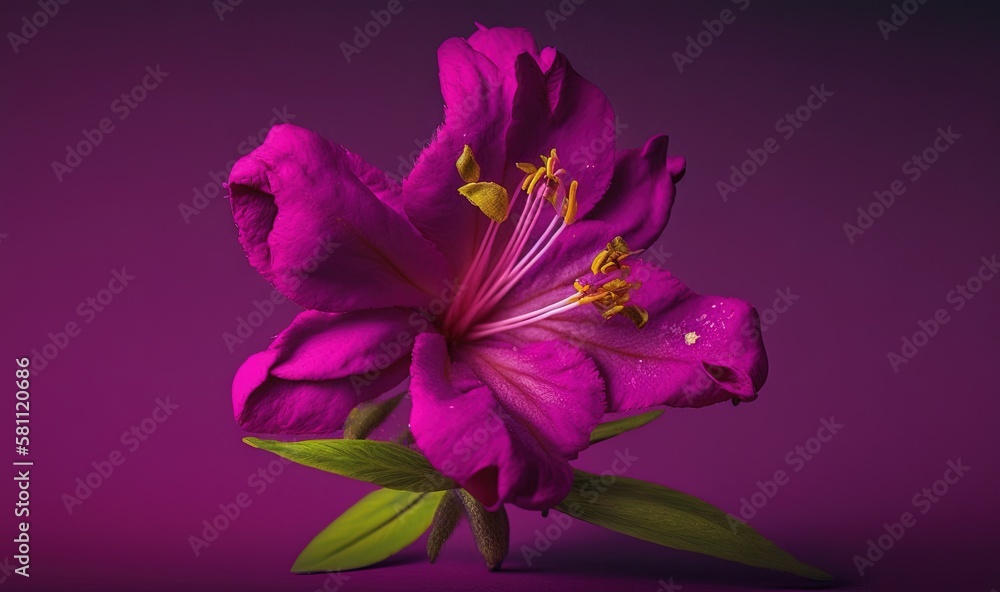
410, 333, 603, 510
229, 124, 448, 313
403, 38, 506, 276
508, 259, 768, 410
507, 52, 617, 220
233, 309, 416, 434
455, 338, 605, 460
585, 135, 687, 250
342, 146, 406, 216
467, 24, 541, 73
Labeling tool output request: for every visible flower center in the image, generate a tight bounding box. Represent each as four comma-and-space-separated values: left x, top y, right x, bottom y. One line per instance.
441, 146, 649, 342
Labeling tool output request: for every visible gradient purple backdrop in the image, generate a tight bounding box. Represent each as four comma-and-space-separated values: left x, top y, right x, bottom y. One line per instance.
3, 1, 998, 591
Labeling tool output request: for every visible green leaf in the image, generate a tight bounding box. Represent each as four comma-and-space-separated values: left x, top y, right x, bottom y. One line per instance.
293, 488, 444, 573
243, 437, 455, 492
589, 409, 664, 444
557, 470, 831, 580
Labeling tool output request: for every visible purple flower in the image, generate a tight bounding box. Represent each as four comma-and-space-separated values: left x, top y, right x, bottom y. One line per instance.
227, 25, 767, 511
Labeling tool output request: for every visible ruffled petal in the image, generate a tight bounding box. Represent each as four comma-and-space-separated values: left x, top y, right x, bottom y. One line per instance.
500, 256, 768, 410
403, 38, 507, 276
409, 333, 604, 510
342, 146, 406, 216
507, 52, 617, 221
233, 309, 417, 434
229, 124, 449, 313
585, 135, 686, 250
467, 24, 541, 74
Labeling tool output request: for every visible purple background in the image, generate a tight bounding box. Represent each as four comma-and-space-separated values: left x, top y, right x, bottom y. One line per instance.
3, 1, 998, 590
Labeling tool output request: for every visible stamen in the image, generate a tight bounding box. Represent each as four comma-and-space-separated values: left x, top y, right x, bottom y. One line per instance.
456, 145, 481, 183
621, 305, 649, 329
458, 182, 509, 222
562, 180, 579, 225
590, 236, 638, 275
447, 146, 651, 341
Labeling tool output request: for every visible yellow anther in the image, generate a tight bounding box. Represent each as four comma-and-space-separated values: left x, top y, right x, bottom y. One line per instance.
546, 148, 559, 177
599, 261, 620, 274
456, 145, 481, 184
590, 250, 610, 275
516, 162, 538, 174
525, 167, 546, 197
590, 236, 638, 276
620, 305, 649, 329
563, 180, 579, 225
601, 278, 628, 292
458, 182, 509, 222
609, 236, 631, 255
574, 265, 648, 328
521, 174, 532, 192
577, 292, 606, 305
602, 305, 624, 319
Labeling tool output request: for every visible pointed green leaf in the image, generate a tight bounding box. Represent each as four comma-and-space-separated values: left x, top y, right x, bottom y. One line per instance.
293, 488, 444, 573
556, 470, 831, 580
243, 437, 455, 492
589, 409, 664, 444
